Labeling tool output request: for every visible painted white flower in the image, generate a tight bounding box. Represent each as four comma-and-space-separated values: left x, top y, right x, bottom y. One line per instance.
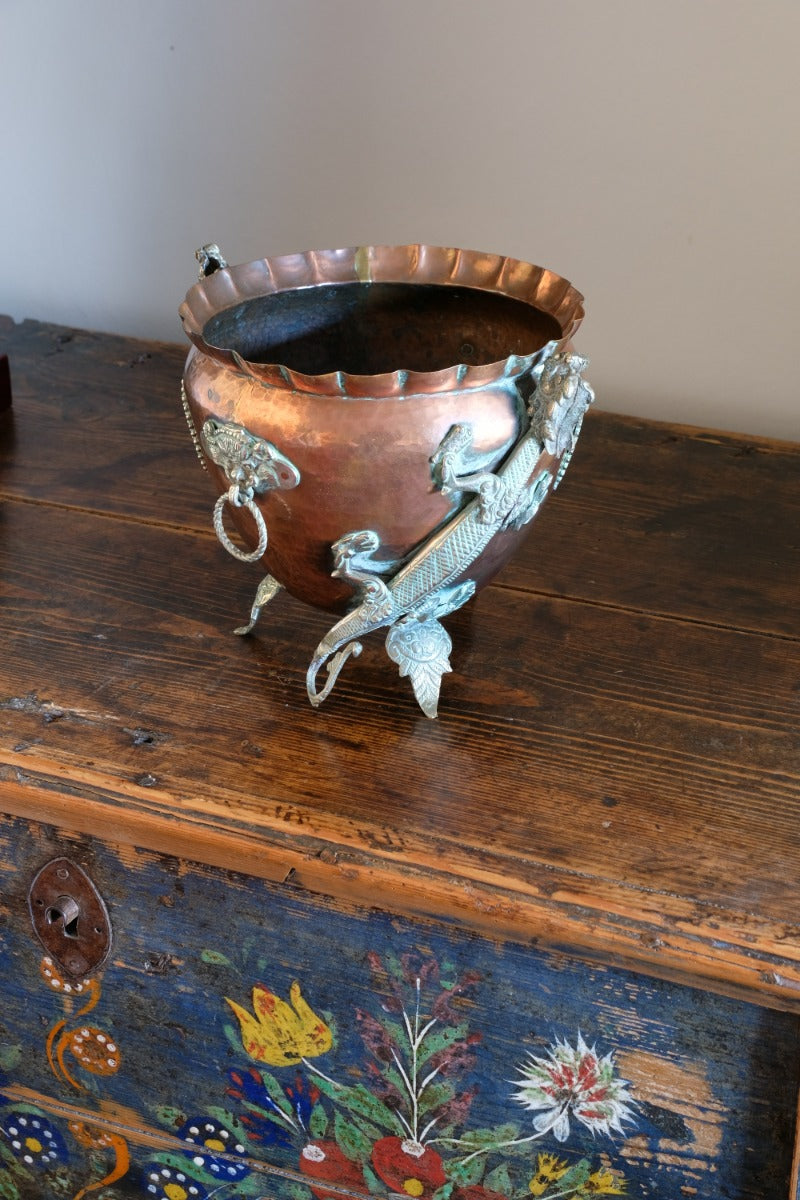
512, 1033, 636, 1143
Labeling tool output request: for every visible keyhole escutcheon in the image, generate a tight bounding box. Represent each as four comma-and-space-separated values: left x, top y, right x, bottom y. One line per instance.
28, 857, 112, 977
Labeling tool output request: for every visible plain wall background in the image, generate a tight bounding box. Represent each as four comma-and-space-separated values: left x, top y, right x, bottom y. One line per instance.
2, 0, 798, 440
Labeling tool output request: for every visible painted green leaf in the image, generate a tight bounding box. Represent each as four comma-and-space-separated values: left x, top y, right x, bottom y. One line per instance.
554, 1159, 591, 1192
445, 1122, 519, 1149
448, 1154, 486, 1186
52, 1171, 82, 1200
305, 1073, 344, 1104
223, 1021, 244, 1056
155, 1105, 186, 1130
383, 950, 405, 983
383, 1065, 407, 1097
484, 1163, 513, 1195
322, 1009, 340, 1049
251, 1070, 296, 1120
309, 1101, 329, 1138
500, 1134, 542, 1158
0, 1045, 22, 1072
207, 1105, 248, 1138
0, 1140, 25, 1182
238, 932, 256, 958
201, 948, 235, 968
334, 1109, 372, 1163
339, 1084, 404, 1135
417, 1022, 469, 1067
311, 1077, 402, 1134
383, 1017, 411, 1052
0, 1168, 19, 1200
241, 1101, 294, 1134
362, 1163, 384, 1195
288, 1184, 313, 1200
238, 1175, 274, 1198
418, 1080, 454, 1118
347, 1111, 385, 1144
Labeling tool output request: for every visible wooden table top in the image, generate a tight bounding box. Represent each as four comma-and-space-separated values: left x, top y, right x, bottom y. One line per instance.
1, 316, 799, 1010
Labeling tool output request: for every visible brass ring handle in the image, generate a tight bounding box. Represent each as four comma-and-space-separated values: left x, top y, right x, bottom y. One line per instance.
213, 486, 268, 563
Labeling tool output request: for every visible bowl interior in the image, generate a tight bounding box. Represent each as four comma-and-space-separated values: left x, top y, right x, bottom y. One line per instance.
202, 281, 562, 376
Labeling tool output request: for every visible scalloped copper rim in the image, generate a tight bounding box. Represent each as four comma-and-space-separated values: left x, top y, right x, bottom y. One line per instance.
179, 244, 585, 397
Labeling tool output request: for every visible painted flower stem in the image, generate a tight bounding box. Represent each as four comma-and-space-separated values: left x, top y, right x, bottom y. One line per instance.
392, 1045, 418, 1133
71, 1133, 129, 1200
206, 1185, 243, 1200
419, 1121, 439, 1145
411, 979, 421, 1140
45, 1018, 67, 1085
300, 1056, 343, 1089
246, 1098, 300, 1134
302, 1050, 416, 1139
535, 1186, 584, 1200
395, 1109, 416, 1140
434, 1105, 567, 1166
391, 976, 443, 1143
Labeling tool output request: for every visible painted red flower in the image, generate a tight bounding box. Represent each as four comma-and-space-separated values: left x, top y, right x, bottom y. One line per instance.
299, 1140, 364, 1200
371, 1136, 446, 1198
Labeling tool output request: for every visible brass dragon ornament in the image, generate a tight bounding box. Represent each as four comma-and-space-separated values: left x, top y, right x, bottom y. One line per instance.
304, 351, 594, 716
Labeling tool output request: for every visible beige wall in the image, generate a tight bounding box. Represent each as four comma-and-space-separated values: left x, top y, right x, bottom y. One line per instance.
2, 0, 798, 439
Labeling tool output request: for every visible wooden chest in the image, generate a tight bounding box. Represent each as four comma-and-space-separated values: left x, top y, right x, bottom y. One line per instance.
1, 317, 799, 1200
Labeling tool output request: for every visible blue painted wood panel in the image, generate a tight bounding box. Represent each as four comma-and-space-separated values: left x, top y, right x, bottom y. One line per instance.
0, 816, 798, 1199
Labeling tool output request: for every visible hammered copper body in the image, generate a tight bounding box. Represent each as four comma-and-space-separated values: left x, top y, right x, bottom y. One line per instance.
179, 244, 585, 613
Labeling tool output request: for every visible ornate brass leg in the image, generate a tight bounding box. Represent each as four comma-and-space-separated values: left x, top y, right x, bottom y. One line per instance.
234, 575, 283, 636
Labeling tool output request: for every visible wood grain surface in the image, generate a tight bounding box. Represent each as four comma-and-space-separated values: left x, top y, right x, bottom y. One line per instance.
1, 316, 799, 1011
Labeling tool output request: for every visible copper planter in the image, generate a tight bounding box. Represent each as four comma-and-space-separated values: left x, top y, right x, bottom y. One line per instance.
179, 244, 593, 717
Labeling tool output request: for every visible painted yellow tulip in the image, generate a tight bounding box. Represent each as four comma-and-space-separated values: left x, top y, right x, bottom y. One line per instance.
225, 981, 332, 1066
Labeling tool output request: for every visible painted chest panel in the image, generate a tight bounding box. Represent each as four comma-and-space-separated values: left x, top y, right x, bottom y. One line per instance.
0, 816, 798, 1200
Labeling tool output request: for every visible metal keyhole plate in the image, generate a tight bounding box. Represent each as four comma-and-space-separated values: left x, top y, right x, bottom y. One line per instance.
28, 858, 111, 978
